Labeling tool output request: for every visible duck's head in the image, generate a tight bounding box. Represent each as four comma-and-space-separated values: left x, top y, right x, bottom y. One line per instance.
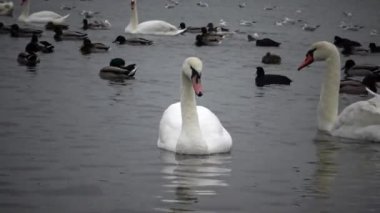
179, 22, 186, 29
83, 38, 92, 46
256, 67, 265, 76
183, 57, 203, 97
298, 41, 338, 71
113, 35, 126, 43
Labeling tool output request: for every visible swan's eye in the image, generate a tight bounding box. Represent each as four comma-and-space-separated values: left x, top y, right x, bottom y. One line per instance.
190, 66, 201, 82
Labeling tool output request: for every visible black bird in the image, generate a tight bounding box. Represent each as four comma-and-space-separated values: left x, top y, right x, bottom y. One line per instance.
333, 36, 361, 48
248, 35, 281, 47
255, 67, 292, 87
369, 43, 380, 53
25, 34, 54, 54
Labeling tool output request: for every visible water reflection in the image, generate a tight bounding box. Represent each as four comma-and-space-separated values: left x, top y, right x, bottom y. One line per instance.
311, 132, 340, 198
156, 151, 231, 212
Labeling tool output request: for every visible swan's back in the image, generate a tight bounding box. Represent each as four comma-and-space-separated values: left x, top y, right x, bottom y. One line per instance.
332, 98, 380, 141
136, 20, 184, 35
158, 103, 232, 153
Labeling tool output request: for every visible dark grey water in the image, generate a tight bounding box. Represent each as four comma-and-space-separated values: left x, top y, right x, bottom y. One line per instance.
0, 0, 380, 212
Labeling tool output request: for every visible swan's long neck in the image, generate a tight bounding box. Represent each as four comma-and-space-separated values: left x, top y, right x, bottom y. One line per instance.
177, 72, 208, 154
19, 0, 30, 20
128, 0, 138, 31
318, 49, 341, 132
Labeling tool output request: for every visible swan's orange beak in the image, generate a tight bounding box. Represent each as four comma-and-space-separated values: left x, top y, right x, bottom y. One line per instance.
298, 54, 314, 71
192, 75, 203, 97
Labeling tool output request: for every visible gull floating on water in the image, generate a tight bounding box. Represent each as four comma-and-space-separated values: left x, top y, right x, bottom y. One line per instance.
240, 19, 255, 26
238, 2, 246, 8
197, 1, 208, 7
302, 23, 320, 31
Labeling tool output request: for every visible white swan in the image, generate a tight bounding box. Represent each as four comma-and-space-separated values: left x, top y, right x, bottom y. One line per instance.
125, 0, 185, 36
0, 1, 13, 16
298, 41, 380, 142
158, 57, 233, 154
18, 0, 70, 24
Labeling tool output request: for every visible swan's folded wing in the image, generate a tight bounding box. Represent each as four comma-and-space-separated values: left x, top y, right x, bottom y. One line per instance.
157, 103, 182, 151
197, 106, 232, 152
333, 98, 380, 141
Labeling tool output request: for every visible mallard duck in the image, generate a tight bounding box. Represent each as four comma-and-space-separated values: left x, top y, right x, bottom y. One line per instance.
112, 35, 153, 45
82, 18, 111, 30
80, 38, 109, 55
342, 59, 379, 77
99, 58, 137, 80
54, 27, 87, 41
341, 45, 369, 56
17, 52, 40, 66
179, 22, 202, 33
10, 24, 43, 37
45, 21, 69, 31
261, 52, 281, 64
255, 67, 291, 87
25, 34, 54, 54
340, 74, 380, 95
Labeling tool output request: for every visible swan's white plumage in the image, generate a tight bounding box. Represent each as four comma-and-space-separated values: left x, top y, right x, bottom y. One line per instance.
299, 41, 380, 142
18, 0, 69, 24
125, 0, 185, 36
158, 103, 232, 154
157, 57, 232, 155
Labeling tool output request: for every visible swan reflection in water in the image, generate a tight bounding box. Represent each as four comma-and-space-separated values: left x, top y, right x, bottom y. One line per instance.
155, 151, 232, 212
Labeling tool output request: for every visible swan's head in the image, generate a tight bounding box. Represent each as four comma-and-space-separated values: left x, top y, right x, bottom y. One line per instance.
298, 41, 338, 71
183, 57, 203, 97
131, 0, 136, 10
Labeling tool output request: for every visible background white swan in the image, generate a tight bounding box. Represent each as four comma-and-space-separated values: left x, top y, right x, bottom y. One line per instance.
298, 41, 380, 142
125, 0, 185, 36
157, 57, 233, 155
0, 1, 13, 16
18, 0, 70, 24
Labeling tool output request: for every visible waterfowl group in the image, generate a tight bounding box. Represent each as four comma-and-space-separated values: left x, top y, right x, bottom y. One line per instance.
2, 0, 380, 150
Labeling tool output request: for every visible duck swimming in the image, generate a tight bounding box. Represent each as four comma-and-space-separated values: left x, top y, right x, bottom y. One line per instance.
113, 35, 153, 45
340, 74, 380, 95
80, 38, 109, 55
10, 24, 42, 37
342, 59, 379, 77
82, 18, 111, 30
17, 52, 40, 66
99, 58, 137, 80
25, 33, 54, 54
262, 52, 281, 64
53, 27, 87, 41
255, 67, 292, 87
248, 35, 281, 47
369, 43, 380, 53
